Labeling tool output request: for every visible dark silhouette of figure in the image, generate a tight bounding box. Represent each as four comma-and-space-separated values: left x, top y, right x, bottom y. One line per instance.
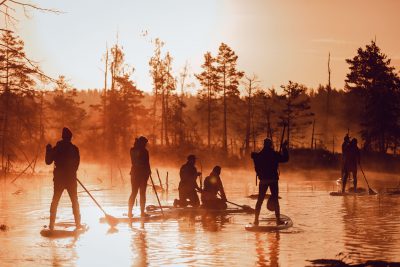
45, 127, 81, 230
128, 136, 151, 217
341, 134, 350, 176
201, 166, 227, 210
174, 155, 201, 208
342, 138, 360, 192
251, 138, 289, 226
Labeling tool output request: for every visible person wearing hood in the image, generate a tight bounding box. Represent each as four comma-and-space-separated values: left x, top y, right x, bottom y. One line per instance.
251, 138, 289, 226
128, 136, 151, 218
45, 127, 81, 230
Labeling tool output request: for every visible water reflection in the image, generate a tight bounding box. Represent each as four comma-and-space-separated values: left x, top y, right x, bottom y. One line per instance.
341, 195, 400, 262
200, 214, 230, 232
1, 170, 400, 266
255, 232, 280, 266
131, 227, 148, 267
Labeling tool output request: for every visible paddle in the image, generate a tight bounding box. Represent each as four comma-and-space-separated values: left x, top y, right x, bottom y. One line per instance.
215, 192, 254, 212
156, 169, 164, 191
225, 199, 254, 212
76, 178, 118, 227
149, 174, 164, 216
359, 163, 377, 195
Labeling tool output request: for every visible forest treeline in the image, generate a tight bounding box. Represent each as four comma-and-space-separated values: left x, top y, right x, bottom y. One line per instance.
1, 30, 400, 173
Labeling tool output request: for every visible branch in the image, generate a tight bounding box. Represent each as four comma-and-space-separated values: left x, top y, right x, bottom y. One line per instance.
7, 0, 62, 14
0, 43, 57, 82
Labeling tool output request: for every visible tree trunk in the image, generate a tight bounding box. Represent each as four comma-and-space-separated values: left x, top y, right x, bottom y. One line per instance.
245, 80, 251, 154
223, 67, 227, 152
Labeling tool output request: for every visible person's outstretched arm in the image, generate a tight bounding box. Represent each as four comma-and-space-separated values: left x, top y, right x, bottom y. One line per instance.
218, 178, 227, 201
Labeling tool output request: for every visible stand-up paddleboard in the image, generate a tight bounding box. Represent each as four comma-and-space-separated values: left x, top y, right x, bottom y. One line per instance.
146, 205, 254, 215
246, 194, 282, 200
99, 214, 165, 224
329, 191, 368, 196
40, 223, 88, 238
245, 214, 293, 232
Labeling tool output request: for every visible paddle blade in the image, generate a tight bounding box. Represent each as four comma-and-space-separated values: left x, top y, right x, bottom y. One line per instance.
368, 188, 378, 195
105, 214, 119, 227
242, 205, 255, 213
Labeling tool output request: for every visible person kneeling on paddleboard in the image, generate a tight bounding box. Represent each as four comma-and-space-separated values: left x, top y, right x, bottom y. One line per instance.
251, 138, 289, 226
201, 166, 227, 210
174, 155, 202, 208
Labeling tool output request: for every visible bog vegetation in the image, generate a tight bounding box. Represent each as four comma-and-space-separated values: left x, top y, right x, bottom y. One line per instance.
1, 4, 400, 174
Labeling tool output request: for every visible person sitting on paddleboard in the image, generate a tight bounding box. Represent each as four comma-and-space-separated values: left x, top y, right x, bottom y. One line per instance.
128, 136, 151, 218
45, 127, 82, 230
174, 155, 201, 208
201, 166, 227, 210
342, 138, 360, 193
251, 138, 289, 226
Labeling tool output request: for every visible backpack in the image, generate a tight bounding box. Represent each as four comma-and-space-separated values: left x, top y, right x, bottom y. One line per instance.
251, 152, 265, 179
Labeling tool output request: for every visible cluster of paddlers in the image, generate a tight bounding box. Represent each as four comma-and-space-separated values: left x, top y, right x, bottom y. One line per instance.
44, 126, 292, 231
337, 134, 377, 195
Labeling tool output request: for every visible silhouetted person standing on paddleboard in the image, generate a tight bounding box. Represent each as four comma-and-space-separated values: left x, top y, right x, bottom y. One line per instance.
201, 166, 227, 210
45, 127, 81, 230
341, 134, 350, 177
174, 155, 201, 208
342, 138, 360, 193
251, 138, 289, 226
128, 136, 151, 218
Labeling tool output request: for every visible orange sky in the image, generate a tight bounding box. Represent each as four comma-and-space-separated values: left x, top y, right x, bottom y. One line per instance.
9, 0, 400, 92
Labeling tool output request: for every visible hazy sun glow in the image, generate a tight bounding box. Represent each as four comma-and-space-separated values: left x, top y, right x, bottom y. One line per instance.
7, 0, 399, 92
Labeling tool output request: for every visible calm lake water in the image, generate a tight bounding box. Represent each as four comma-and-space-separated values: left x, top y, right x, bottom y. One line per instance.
1, 165, 399, 266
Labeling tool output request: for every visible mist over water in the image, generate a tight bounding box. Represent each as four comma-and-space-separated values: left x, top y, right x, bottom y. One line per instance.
1, 163, 399, 266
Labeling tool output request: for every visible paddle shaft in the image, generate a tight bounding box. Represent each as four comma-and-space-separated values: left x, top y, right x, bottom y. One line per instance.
156, 169, 164, 190
149, 174, 164, 216
217, 192, 254, 211
279, 123, 286, 153
359, 163, 374, 192
198, 159, 203, 189
77, 178, 107, 215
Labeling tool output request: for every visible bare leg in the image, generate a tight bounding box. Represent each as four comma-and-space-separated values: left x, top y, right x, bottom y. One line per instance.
128, 178, 140, 218
49, 182, 64, 230
139, 180, 148, 216
270, 181, 283, 225
342, 170, 349, 193
353, 170, 357, 192
254, 183, 268, 225
67, 182, 81, 228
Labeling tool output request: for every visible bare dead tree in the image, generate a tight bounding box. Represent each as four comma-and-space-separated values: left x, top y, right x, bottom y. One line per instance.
0, 0, 61, 30
242, 74, 260, 154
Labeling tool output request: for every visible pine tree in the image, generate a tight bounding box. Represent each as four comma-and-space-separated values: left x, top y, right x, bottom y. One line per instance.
279, 81, 314, 147
0, 31, 38, 172
46, 76, 86, 135
345, 41, 400, 153
195, 52, 219, 147
215, 43, 244, 152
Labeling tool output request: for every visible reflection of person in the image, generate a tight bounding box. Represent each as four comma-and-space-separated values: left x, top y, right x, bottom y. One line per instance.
45, 127, 81, 230
174, 155, 201, 207
201, 166, 227, 210
342, 138, 360, 193
128, 136, 151, 218
251, 138, 289, 226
